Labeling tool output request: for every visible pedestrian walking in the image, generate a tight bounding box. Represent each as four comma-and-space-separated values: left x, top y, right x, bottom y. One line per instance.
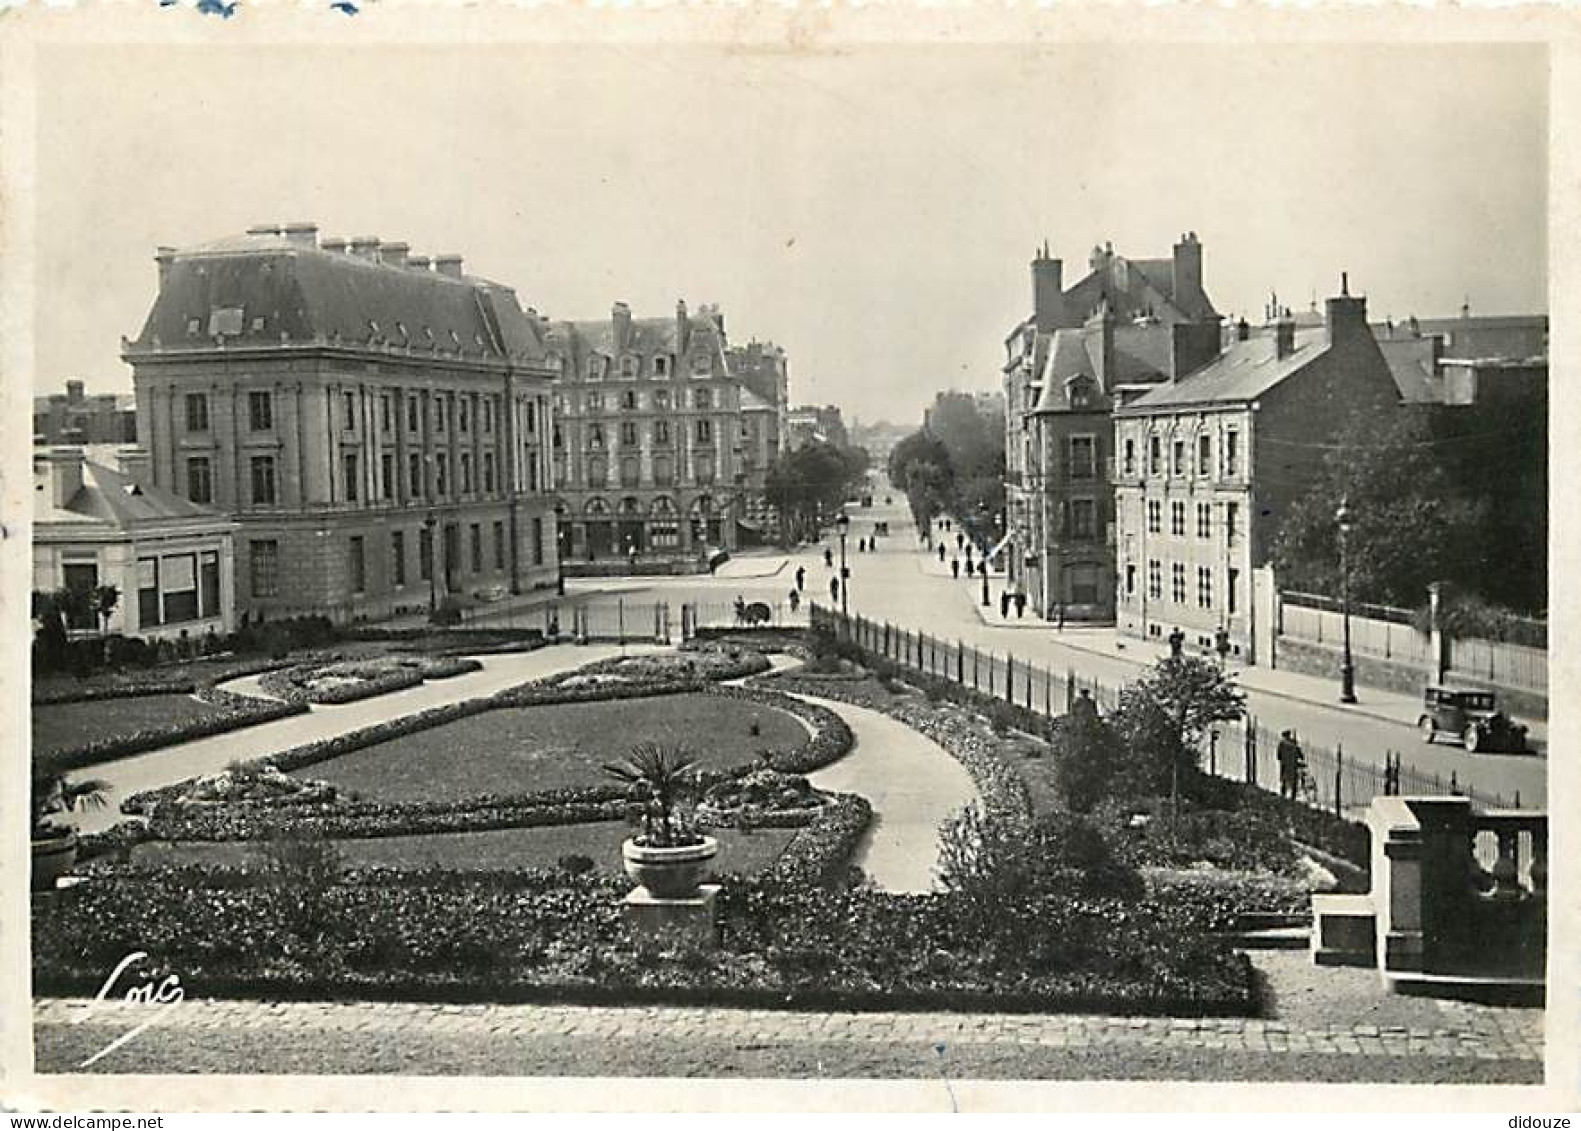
1168, 627, 1185, 658
829, 576, 840, 604
1277, 730, 1305, 801
795, 565, 806, 592
955, 532, 964, 551
824, 547, 834, 568
789, 588, 801, 613
937, 544, 946, 563
1015, 591, 1027, 618
1056, 603, 1065, 630
951, 558, 960, 579
999, 590, 1011, 618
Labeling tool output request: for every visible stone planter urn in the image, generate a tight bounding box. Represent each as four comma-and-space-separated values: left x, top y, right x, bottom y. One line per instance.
621, 836, 719, 899
31, 828, 78, 891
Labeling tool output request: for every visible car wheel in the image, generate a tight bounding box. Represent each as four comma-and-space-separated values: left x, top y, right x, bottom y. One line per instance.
1419, 716, 1435, 744
1463, 725, 1481, 753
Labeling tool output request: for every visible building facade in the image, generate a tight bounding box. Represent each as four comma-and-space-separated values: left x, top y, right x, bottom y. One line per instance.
1112, 286, 1400, 658
34, 380, 137, 446
123, 223, 561, 624
1004, 235, 1221, 622
33, 445, 238, 640
786, 404, 848, 450
544, 302, 776, 567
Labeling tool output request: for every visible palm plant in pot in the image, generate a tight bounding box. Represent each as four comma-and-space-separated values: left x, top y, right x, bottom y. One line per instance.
32, 766, 109, 890
603, 742, 718, 899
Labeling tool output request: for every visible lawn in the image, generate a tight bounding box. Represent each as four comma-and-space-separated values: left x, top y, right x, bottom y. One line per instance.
126, 821, 799, 877
296, 693, 811, 803
32, 694, 225, 759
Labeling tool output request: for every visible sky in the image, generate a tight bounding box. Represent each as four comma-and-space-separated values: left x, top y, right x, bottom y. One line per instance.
32, 41, 1546, 426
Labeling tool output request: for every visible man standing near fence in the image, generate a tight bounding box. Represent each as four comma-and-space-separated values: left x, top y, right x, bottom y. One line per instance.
1277, 730, 1304, 800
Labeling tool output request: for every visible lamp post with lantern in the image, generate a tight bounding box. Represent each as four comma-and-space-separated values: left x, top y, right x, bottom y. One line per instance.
1336, 496, 1357, 704
423, 510, 439, 618
835, 511, 851, 615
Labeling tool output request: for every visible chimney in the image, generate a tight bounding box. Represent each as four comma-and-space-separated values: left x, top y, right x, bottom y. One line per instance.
378, 241, 410, 268
1083, 304, 1115, 391
155, 246, 177, 288
115, 445, 152, 486
66, 379, 85, 404
246, 223, 281, 236
1274, 314, 1297, 360
282, 222, 319, 247
1171, 319, 1221, 381
321, 237, 348, 254
407, 254, 431, 272
1172, 231, 1203, 309
433, 254, 464, 278
612, 301, 632, 353
39, 446, 86, 509
1032, 241, 1066, 333
1324, 274, 1369, 343
349, 236, 381, 260
676, 299, 690, 355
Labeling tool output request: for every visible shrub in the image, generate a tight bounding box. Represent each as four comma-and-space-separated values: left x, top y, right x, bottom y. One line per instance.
1055, 709, 1128, 812
259, 832, 344, 936
937, 806, 1143, 912
557, 853, 596, 876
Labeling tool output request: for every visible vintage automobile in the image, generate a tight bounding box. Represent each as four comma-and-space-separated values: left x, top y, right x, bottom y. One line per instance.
1417, 685, 1529, 753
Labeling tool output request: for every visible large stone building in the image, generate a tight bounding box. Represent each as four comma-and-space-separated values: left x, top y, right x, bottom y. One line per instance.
33, 445, 238, 639
1112, 282, 1399, 658
123, 223, 562, 624
1003, 236, 1221, 622
34, 380, 137, 446
543, 302, 786, 568
786, 404, 848, 450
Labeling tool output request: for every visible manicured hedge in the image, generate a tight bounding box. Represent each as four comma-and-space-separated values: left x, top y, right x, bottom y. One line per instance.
704, 684, 854, 775
258, 656, 483, 706
1184, 772, 1372, 870
564, 646, 772, 684
1141, 869, 1313, 933
32, 680, 196, 706
754, 793, 872, 888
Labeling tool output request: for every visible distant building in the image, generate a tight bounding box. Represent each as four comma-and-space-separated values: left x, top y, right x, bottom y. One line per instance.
543, 302, 784, 566
1004, 235, 1221, 622
123, 223, 561, 624
34, 380, 137, 445
1112, 283, 1399, 657
786, 404, 848, 450
33, 445, 238, 639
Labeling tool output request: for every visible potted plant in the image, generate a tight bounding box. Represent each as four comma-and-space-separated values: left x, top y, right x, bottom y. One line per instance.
603, 742, 717, 899
31, 766, 109, 890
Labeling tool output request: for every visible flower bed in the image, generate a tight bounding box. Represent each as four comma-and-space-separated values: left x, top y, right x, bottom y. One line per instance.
34, 854, 1255, 1016
31, 656, 296, 706
343, 626, 547, 657
258, 655, 482, 705
557, 646, 771, 685
1140, 869, 1313, 933
1096, 798, 1304, 877
695, 768, 830, 830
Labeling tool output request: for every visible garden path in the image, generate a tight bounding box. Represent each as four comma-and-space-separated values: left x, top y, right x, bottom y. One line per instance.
68, 643, 664, 836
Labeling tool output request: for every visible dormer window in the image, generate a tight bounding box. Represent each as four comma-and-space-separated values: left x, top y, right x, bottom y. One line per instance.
653, 356, 670, 378
621, 355, 640, 378
186, 318, 201, 336
587, 356, 606, 381
1067, 377, 1094, 409
690, 353, 711, 377
250, 317, 266, 333
208, 307, 244, 337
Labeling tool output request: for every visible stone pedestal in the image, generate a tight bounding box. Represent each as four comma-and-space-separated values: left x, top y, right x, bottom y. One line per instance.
622, 884, 721, 950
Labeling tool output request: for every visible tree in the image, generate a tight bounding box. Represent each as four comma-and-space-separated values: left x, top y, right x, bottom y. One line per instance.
888, 430, 955, 531
1270, 408, 1490, 607
90, 584, 120, 635
1115, 656, 1246, 819
765, 440, 863, 545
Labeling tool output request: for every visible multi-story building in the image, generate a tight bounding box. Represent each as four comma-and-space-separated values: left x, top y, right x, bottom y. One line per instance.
786, 404, 848, 450
34, 380, 138, 445
725, 339, 790, 531
543, 301, 765, 567
1004, 236, 1221, 622
1112, 283, 1399, 658
123, 223, 561, 624
33, 444, 238, 639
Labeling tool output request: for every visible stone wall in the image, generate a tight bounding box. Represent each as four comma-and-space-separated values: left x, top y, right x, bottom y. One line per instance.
1274, 636, 1547, 720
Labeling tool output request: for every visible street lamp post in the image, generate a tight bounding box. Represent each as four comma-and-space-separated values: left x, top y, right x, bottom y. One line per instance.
423, 510, 439, 618
553, 503, 567, 596
836, 511, 851, 616
1336, 496, 1357, 704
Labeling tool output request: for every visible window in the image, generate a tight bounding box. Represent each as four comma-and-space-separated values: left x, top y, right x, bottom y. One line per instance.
408, 395, 420, 432
1069, 435, 1096, 480
469, 523, 482, 574
60, 561, 99, 629
1225, 429, 1240, 476
349, 536, 365, 593
588, 423, 605, 449
186, 457, 212, 504
1147, 500, 1161, 534
435, 398, 447, 434
691, 353, 711, 376
1197, 566, 1213, 609
381, 453, 394, 501
1070, 565, 1099, 605
1123, 437, 1136, 477
250, 540, 279, 598
250, 456, 277, 505
1197, 433, 1212, 477
654, 389, 671, 411
459, 399, 470, 434
343, 391, 357, 430
1228, 567, 1240, 614
1147, 559, 1162, 600
588, 454, 608, 488
419, 527, 433, 582
654, 356, 669, 377
586, 392, 604, 413
524, 400, 536, 435
529, 517, 542, 566
587, 356, 605, 381
343, 453, 359, 502
248, 391, 273, 432
694, 389, 712, 410
435, 453, 449, 496
483, 452, 496, 494
137, 557, 161, 625
496, 520, 508, 570
622, 355, 639, 378
1172, 439, 1185, 477
1171, 562, 1187, 604
654, 420, 671, 445
620, 456, 641, 488
381, 395, 393, 433
483, 398, 494, 434
1170, 502, 1185, 537
1070, 499, 1096, 539
200, 551, 220, 618
1148, 435, 1162, 476
160, 553, 198, 623
461, 453, 473, 495
621, 390, 638, 411
1125, 564, 1137, 595
392, 530, 407, 587
695, 419, 713, 444
653, 454, 674, 486
620, 421, 638, 446
1226, 502, 1239, 541
408, 453, 423, 499
1197, 503, 1211, 539
185, 393, 209, 432
695, 454, 716, 484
